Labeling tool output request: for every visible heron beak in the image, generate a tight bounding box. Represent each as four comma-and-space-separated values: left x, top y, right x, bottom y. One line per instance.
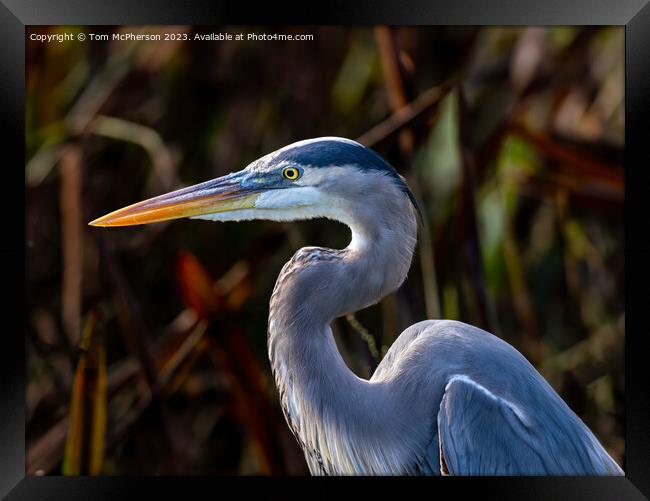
89, 171, 260, 227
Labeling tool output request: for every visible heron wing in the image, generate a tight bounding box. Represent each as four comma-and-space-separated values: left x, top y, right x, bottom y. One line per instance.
437, 375, 554, 475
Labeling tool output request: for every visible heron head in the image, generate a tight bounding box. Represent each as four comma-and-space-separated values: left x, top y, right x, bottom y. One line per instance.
89, 137, 420, 231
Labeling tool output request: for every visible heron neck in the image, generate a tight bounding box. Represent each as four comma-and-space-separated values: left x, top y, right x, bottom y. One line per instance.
267, 197, 418, 473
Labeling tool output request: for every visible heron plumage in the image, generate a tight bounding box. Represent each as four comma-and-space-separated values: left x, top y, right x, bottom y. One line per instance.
261, 138, 622, 475
259, 137, 421, 219
93, 137, 623, 476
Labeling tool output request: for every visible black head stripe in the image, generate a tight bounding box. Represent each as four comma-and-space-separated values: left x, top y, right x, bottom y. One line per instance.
274, 139, 422, 221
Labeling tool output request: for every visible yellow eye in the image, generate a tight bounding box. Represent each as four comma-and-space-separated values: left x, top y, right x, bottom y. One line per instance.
282, 167, 301, 180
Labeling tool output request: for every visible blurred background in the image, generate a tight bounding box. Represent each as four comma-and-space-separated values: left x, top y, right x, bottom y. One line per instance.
26, 25, 624, 475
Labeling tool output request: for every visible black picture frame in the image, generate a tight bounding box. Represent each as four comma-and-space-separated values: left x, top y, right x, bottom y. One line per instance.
2, 1, 649, 499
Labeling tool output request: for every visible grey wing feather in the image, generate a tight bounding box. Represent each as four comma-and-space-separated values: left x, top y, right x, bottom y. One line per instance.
438, 377, 550, 475
437, 376, 623, 475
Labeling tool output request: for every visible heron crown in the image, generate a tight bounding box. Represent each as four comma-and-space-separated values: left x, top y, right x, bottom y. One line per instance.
265, 137, 421, 219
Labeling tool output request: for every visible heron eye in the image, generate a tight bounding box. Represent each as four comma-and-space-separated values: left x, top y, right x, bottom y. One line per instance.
282, 167, 301, 180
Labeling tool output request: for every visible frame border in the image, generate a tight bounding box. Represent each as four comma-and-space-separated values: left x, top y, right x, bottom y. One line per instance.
3, 1, 649, 499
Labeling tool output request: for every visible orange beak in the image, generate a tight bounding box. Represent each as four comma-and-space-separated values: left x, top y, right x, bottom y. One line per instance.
89, 171, 260, 227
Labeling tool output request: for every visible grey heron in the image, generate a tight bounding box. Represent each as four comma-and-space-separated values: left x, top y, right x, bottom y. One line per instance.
90, 137, 624, 476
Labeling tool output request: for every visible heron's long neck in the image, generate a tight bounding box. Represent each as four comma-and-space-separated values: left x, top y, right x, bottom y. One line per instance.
267, 196, 417, 473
